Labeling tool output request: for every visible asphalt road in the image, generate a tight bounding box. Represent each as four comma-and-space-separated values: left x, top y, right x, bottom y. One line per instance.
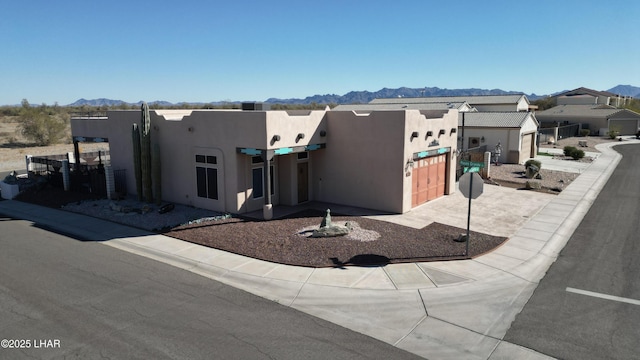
0, 218, 422, 360
504, 144, 640, 360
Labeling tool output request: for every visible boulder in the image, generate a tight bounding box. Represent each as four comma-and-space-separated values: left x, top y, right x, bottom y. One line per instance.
525, 181, 542, 190
525, 165, 539, 179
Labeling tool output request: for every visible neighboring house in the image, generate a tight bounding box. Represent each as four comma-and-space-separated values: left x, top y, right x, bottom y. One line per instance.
361, 95, 537, 164
536, 104, 640, 135
71, 107, 459, 217
458, 112, 539, 164
553, 87, 632, 107
370, 94, 533, 112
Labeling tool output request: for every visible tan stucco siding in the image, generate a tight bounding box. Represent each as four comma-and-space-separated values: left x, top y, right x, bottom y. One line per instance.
265, 111, 327, 149
316, 111, 406, 213
402, 110, 458, 212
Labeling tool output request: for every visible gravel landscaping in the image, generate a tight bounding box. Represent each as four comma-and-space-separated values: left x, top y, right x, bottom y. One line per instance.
6, 135, 619, 268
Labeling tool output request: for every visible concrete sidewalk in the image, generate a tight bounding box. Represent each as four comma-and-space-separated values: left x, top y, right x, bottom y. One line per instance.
0, 139, 635, 359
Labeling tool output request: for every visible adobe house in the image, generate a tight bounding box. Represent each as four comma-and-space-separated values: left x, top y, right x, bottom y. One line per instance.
71, 107, 459, 218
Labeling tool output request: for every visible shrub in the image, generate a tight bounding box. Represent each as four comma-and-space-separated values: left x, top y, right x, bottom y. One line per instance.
524, 159, 541, 170
563, 146, 577, 156
571, 149, 585, 160
563, 146, 585, 160
580, 129, 590, 137
17, 99, 67, 146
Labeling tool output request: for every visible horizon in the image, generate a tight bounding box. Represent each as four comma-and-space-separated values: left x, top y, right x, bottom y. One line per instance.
2, 83, 637, 107
2, 0, 639, 106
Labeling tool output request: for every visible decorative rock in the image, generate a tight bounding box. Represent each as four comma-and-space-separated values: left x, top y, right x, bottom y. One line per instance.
525, 165, 539, 179
525, 181, 542, 190
311, 209, 351, 238
311, 225, 350, 238
109, 202, 122, 212
158, 203, 175, 214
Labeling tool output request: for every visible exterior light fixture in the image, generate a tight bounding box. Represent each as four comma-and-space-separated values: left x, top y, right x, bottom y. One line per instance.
320, 130, 327, 137
411, 131, 419, 140
438, 129, 446, 136
271, 134, 281, 145
481, 136, 485, 143
188, 127, 194, 132
426, 130, 433, 138
450, 128, 457, 134
296, 133, 305, 143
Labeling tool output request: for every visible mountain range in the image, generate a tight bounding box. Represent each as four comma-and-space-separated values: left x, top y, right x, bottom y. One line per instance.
66, 85, 639, 107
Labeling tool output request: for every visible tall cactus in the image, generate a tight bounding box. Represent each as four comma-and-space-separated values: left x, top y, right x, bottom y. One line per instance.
140, 102, 153, 203
152, 142, 161, 205
131, 123, 143, 201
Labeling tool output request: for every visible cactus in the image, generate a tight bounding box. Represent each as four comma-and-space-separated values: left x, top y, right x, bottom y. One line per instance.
140, 102, 153, 203
131, 123, 143, 201
152, 142, 161, 205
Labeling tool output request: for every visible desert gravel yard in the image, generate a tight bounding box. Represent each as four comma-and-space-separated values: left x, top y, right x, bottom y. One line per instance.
163, 209, 507, 267
6, 136, 619, 268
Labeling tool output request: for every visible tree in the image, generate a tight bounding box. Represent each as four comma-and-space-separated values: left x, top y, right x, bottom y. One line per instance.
17, 99, 67, 146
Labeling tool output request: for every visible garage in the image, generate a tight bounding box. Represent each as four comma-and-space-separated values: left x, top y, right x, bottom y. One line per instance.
609, 119, 639, 136
411, 154, 447, 208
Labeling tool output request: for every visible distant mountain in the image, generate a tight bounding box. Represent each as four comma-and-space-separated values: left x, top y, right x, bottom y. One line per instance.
67, 98, 176, 107
64, 84, 637, 108
68, 98, 127, 107
607, 85, 640, 98
265, 86, 532, 105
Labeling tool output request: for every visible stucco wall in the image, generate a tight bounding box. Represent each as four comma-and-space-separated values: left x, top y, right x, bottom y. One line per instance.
72, 108, 458, 215
315, 109, 458, 214
314, 111, 406, 213
79, 109, 331, 214
401, 110, 458, 213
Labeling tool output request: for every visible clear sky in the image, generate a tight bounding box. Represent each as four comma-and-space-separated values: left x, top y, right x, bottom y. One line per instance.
2, 0, 638, 105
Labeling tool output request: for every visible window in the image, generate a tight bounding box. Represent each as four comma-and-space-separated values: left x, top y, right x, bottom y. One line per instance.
196, 155, 217, 164
252, 168, 263, 198
252, 155, 263, 164
195, 154, 218, 200
251, 165, 275, 199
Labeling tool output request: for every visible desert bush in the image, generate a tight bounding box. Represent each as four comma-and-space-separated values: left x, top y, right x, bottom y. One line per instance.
524, 159, 541, 170
580, 129, 590, 137
563, 146, 585, 160
570, 149, 585, 160
17, 99, 67, 146
563, 146, 576, 156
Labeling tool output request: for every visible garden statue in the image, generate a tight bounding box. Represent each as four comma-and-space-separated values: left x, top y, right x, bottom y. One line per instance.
311, 209, 351, 238
493, 142, 502, 165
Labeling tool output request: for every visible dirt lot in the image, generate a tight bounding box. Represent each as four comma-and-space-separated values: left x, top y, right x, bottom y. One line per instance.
0, 116, 109, 172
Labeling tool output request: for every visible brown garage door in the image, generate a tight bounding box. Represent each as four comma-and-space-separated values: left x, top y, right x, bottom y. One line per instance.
412, 154, 447, 208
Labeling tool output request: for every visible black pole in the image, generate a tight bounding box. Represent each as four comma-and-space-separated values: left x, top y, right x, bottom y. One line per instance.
466, 173, 472, 257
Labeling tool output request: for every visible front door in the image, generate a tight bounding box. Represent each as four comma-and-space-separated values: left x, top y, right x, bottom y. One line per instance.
297, 162, 308, 203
